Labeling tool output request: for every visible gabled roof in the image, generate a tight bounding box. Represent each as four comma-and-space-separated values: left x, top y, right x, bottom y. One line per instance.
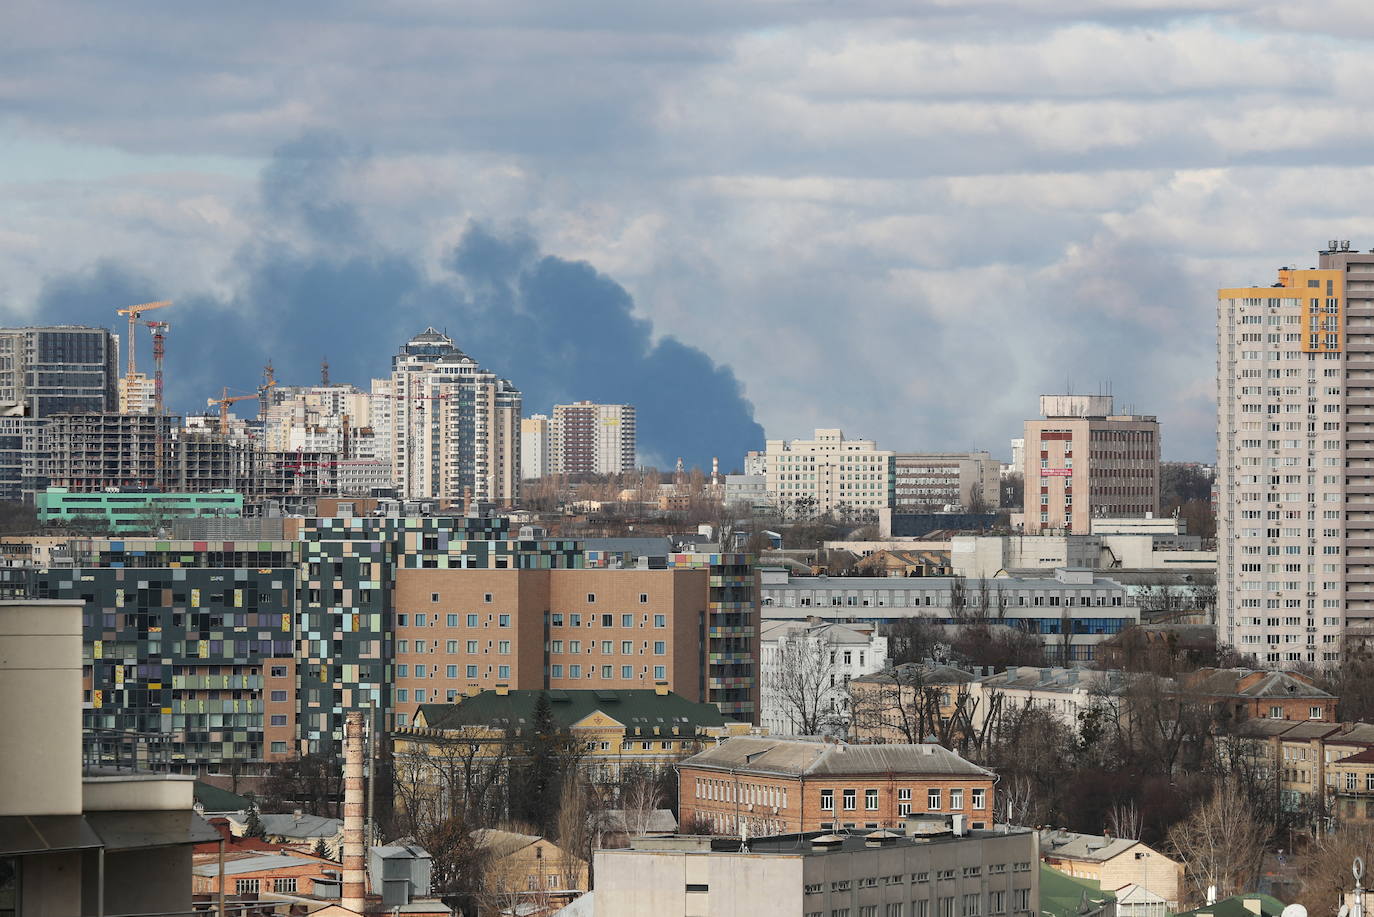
414, 689, 733, 738
256, 812, 341, 838
1039, 829, 1148, 863
471, 828, 542, 860
680, 736, 993, 778
851, 663, 976, 686
194, 780, 252, 813
1335, 748, 1374, 765
1174, 893, 1284, 917
1184, 668, 1331, 700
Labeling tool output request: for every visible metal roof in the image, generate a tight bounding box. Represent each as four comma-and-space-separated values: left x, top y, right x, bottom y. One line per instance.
680, 736, 993, 778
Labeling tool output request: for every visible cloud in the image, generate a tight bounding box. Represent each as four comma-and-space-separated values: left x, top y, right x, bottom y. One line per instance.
13, 1, 1374, 463
25, 138, 764, 469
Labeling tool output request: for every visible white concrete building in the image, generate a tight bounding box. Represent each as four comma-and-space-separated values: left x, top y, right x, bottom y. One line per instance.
521, 414, 551, 480
950, 533, 1214, 579
892, 452, 1001, 512
759, 620, 888, 736
759, 568, 1139, 664
764, 428, 893, 521
389, 328, 522, 506
1217, 249, 1362, 665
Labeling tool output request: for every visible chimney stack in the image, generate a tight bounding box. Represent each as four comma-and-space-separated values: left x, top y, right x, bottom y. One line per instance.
342, 711, 367, 911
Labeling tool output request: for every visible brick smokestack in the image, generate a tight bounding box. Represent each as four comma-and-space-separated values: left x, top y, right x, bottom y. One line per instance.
342, 711, 366, 911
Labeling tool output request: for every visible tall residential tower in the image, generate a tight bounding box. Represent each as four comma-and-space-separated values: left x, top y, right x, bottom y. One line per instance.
1217, 243, 1369, 665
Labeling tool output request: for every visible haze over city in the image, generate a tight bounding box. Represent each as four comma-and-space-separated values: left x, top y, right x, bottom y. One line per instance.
10, 2, 1374, 463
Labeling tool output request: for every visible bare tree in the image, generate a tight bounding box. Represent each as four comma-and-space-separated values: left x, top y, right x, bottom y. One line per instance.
1106, 799, 1143, 840
622, 770, 665, 838
1295, 824, 1374, 914
999, 774, 1034, 827
884, 617, 948, 666
1168, 780, 1270, 907
767, 631, 840, 735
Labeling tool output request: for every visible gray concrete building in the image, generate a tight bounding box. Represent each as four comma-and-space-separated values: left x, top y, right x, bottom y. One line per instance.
0, 325, 119, 417
595, 821, 1039, 917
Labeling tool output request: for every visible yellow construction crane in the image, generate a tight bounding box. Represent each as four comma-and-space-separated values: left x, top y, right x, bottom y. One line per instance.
207, 387, 259, 435
114, 300, 171, 382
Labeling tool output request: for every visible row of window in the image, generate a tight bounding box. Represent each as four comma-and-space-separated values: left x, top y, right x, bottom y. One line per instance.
400, 613, 510, 627
817, 787, 987, 811
803, 888, 1031, 917
552, 612, 667, 627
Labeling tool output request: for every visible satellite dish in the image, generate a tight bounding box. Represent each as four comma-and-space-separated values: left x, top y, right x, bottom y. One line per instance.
1282, 905, 1308, 917
1339, 906, 1349, 917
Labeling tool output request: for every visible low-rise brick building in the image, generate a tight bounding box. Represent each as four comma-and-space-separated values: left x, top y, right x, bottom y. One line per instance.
678, 735, 995, 836
1180, 668, 1337, 723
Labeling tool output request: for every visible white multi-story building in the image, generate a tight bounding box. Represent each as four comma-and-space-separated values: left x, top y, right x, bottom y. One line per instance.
1217, 244, 1372, 666
759, 620, 888, 736
763, 429, 893, 521
117, 373, 156, 414
389, 328, 522, 506
549, 402, 635, 476
521, 414, 551, 480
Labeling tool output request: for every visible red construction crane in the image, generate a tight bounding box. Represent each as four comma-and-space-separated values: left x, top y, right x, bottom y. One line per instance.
146, 320, 170, 490
115, 300, 171, 385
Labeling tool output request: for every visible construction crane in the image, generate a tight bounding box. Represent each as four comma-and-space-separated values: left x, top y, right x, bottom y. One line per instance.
115, 300, 171, 384
259, 361, 277, 420
146, 321, 170, 490
206, 387, 258, 435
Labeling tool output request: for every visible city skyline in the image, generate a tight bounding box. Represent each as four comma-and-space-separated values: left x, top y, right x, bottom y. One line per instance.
10, 5, 1369, 464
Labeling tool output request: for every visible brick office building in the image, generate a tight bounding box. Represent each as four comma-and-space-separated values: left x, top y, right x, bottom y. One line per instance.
678, 736, 995, 836
391, 561, 760, 724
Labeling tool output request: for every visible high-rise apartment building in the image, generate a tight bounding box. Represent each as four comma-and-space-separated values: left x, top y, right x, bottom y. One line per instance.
117, 372, 156, 414
521, 414, 551, 479
763, 429, 893, 521
0, 325, 119, 416
1217, 244, 1374, 665
1020, 396, 1159, 534
549, 402, 636, 476
389, 329, 522, 506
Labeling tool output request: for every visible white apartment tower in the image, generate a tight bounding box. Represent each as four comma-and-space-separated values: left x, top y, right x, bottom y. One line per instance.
1217, 243, 1374, 666
389, 329, 522, 506
549, 402, 636, 476
764, 428, 894, 521
521, 414, 551, 480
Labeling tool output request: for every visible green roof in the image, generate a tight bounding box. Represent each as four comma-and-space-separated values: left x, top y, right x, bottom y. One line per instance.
1174, 894, 1285, 917
1040, 864, 1115, 917
194, 781, 252, 813
414, 689, 735, 737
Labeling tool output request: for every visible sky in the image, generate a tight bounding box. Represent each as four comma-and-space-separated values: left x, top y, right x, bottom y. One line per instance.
6, 2, 1374, 466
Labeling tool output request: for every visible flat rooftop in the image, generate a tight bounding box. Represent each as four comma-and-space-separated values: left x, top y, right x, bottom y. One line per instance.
625, 827, 1031, 858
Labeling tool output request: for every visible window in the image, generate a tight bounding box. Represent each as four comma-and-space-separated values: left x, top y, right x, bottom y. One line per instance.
236, 879, 260, 894
963, 895, 980, 917
446, 613, 458, 626
484, 593, 493, 603
271, 741, 287, 753
622, 640, 634, 654
415, 613, 427, 626
1270, 705, 1284, 718
653, 665, 666, 679
654, 614, 666, 627
821, 789, 834, 810
270, 665, 287, 677
601, 665, 613, 678
989, 892, 1005, 915
274, 876, 298, 892
446, 640, 458, 653
640, 593, 649, 604
1014, 890, 1030, 911
866, 789, 879, 810
843, 789, 856, 810
467, 640, 478, 653
686, 883, 708, 892
397, 640, 409, 654
498, 641, 511, 654
397, 614, 408, 626
602, 614, 614, 627
622, 614, 634, 627
397, 689, 408, 702
466, 665, 478, 677
552, 613, 564, 626
270, 714, 287, 726
446, 665, 458, 678
928, 788, 941, 809
570, 664, 582, 678
971, 788, 985, 809
498, 665, 511, 679
466, 614, 478, 627
602, 641, 614, 654
898, 787, 912, 816
499, 614, 511, 627
940, 898, 956, 917
654, 641, 666, 655
270, 690, 288, 702
950, 788, 963, 809
1312, 706, 1323, 719
551, 665, 563, 678
587, 593, 596, 603
622, 665, 633, 678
